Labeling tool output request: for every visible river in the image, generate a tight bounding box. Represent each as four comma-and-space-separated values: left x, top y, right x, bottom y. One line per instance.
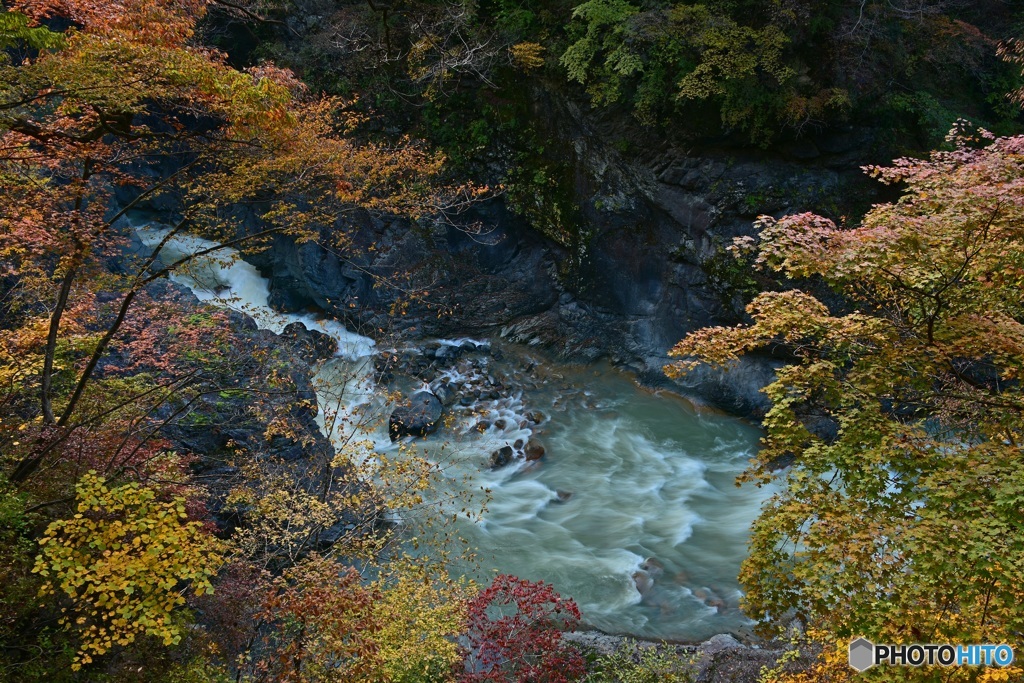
136, 221, 769, 641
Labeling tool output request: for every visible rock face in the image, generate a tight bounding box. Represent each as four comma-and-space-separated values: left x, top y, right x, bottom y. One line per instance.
247, 200, 560, 350
240, 120, 865, 419
217, 75, 875, 418
138, 282, 328, 467
389, 391, 443, 441
124, 279, 368, 548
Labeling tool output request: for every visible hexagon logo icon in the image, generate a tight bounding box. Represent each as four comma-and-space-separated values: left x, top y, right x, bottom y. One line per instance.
849, 638, 875, 672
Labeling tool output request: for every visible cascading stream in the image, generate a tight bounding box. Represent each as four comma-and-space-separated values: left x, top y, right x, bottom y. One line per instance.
137, 221, 769, 640
135, 224, 380, 449
402, 355, 768, 640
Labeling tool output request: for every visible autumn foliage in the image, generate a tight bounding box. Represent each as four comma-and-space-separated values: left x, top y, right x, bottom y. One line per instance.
4, 0, 1022, 679
239, 555, 468, 682
0, 0, 482, 677
0, 0, 458, 492
668, 125, 1024, 681
33, 472, 223, 669
462, 574, 586, 683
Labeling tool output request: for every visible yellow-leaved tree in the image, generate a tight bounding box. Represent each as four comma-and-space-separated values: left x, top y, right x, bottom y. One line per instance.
369, 558, 469, 682
33, 472, 223, 668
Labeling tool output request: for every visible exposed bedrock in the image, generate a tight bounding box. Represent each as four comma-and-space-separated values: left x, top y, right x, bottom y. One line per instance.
242, 87, 871, 419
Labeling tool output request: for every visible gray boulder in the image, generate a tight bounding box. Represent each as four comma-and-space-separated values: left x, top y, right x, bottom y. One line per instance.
389, 391, 443, 441
430, 381, 457, 406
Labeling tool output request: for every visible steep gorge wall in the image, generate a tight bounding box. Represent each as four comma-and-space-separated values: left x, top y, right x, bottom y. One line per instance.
243, 80, 875, 417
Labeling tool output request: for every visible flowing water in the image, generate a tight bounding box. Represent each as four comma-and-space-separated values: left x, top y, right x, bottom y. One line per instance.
406, 353, 767, 640
137, 222, 769, 641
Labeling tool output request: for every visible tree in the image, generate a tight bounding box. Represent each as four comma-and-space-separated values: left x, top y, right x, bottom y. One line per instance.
0, 0, 463, 489
461, 574, 585, 683
559, 0, 844, 140
368, 558, 469, 683
33, 471, 223, 669
557, 0, 1014, 143
667, 124, 1024, 681
244, 553, 468, 682
0, 0, 483, 674
251, 554, 381, 682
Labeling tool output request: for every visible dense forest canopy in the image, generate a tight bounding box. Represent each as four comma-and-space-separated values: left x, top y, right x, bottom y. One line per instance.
207, 0, 1022, 148
0, 0, 1022, 681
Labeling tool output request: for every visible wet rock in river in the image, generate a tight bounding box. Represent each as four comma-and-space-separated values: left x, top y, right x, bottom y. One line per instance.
388, 391, 443, 441
489, 445, 515, 469
430, 382, 456, 406
640, 557, 664, 577
281, 321, 338, 363
692, 587, 727, 612
434, 344, 462, 362
524, 439, 545, 461
633, 570, 654, 595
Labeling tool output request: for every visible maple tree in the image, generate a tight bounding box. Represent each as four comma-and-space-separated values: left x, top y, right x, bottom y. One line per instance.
667, 124, 1024, 681
462, 574, 586, 683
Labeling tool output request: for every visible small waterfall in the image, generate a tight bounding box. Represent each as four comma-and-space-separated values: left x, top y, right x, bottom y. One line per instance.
135, 224, 382, 452
135, 225, 375, 358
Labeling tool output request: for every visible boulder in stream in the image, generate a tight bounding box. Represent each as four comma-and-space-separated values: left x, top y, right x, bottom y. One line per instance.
525, 410, 546, 424
281, 321, 338, 363
430, 381, 456, 406
524, 439, 545, 461
488, 445, 514, 469
389, 391, 443, 441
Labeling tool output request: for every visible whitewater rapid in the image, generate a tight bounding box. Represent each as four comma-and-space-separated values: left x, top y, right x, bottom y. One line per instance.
136, 221, 769, 640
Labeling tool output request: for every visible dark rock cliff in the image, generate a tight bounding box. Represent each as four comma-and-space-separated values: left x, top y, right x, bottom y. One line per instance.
241, 83, 874, 418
